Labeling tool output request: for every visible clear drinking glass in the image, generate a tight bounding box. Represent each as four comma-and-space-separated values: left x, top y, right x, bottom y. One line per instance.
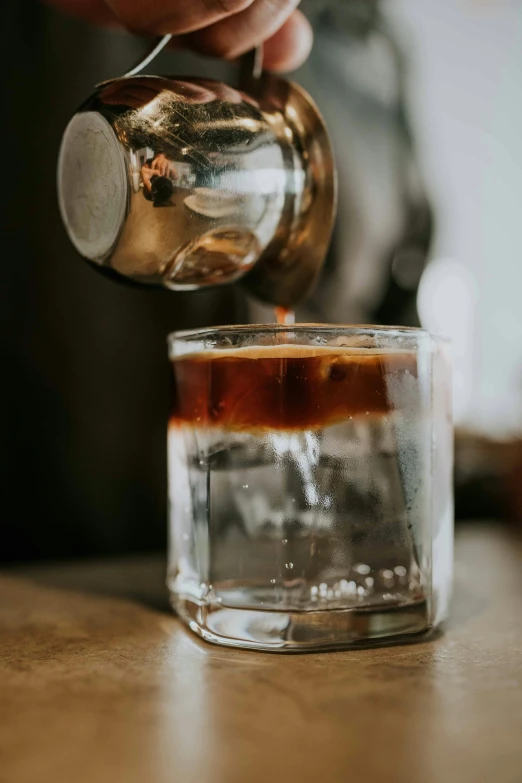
167, 325, 453, 651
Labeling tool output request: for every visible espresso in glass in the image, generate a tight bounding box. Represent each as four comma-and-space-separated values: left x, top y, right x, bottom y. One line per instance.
168, 326, 452, 651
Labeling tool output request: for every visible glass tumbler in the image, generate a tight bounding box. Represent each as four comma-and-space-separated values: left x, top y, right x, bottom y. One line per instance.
167, 325, 453, 652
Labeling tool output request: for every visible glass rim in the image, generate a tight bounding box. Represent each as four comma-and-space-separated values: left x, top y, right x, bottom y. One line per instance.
168, 322, 435, 346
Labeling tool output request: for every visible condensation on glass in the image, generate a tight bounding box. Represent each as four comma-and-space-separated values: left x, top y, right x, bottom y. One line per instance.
167, 325, 453, 651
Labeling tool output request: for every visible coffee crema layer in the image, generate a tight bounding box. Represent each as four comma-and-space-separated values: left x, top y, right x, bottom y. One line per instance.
170, 345, 418, 431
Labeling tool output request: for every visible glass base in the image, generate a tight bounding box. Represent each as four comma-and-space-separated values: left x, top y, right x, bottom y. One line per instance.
172, 595, 431, 652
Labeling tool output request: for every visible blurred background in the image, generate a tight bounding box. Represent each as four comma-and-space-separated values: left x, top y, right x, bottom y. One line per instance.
3, 0, 522, 562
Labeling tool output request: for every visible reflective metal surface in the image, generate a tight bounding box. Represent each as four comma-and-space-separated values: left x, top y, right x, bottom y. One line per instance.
58, 68, 336, 307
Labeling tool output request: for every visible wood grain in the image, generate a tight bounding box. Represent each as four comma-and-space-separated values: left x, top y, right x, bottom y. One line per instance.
1, 524, 522, 783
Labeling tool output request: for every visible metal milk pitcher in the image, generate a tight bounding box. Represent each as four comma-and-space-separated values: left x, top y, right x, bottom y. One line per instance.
57, 38, 337, 307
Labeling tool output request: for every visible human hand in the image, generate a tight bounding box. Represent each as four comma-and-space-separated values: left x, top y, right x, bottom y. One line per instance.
150, 154, 177, 179
44, 0, 313, 72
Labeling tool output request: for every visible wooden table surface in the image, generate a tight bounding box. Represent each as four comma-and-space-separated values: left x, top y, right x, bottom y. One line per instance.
2, 523, 522, 783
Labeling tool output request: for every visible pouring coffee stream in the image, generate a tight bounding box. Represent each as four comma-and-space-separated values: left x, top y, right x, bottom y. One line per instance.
57, 36, 337, 310
275, 307, 296, 325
